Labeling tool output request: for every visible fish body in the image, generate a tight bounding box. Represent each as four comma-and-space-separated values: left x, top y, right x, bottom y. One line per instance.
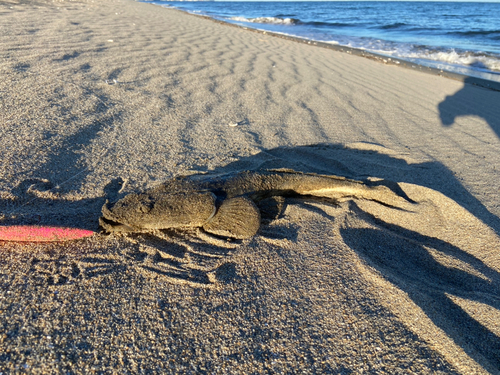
100, 169, 411, 239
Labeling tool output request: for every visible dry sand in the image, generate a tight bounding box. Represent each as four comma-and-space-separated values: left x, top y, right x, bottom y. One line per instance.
1, 0, 500, 373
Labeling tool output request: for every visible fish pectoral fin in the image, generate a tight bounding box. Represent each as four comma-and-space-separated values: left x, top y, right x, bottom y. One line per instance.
365, 179, 417, 204
256, 196, 286, 223
203, 197, 261, 239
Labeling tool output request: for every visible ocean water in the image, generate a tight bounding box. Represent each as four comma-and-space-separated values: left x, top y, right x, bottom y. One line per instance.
144, 1, 500, 83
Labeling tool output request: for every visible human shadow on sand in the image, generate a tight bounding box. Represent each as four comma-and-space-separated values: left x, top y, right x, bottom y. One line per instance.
438, 67, 500, 137
215, 144, 500, 370
341, 201, 500, 372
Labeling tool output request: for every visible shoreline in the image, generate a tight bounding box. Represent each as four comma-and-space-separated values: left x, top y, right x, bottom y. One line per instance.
155, 3, 500, 92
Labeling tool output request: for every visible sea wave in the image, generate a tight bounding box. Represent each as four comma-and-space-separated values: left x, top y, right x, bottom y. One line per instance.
274, 13, 297, 18
309, 21, 353, 28
449, 29, 500, 38
378, 47, 500, 73
378, 22, 408, 30
230, 16, 301, 25
320, 34, 500, 76
230, 16, 353, 29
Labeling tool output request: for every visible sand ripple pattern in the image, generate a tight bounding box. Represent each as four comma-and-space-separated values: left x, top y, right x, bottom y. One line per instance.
1, 0, 500, 373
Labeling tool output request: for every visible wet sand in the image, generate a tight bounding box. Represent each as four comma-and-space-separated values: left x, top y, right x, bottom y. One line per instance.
1, 0, 500, 373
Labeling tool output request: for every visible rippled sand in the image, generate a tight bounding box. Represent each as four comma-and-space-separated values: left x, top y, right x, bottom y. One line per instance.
1, 0, 500, 373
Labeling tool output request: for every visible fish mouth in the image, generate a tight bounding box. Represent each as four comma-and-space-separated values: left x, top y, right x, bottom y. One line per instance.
100, 200, 135, 233
99, 216, 136, 233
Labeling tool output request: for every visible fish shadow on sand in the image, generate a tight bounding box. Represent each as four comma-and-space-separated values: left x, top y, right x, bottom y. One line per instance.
438, 68, 500, 137
222, 144, 500, 237
341, 201, 500, 372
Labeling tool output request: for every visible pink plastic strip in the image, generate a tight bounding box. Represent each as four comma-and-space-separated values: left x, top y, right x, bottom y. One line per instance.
0, 225, 94, 242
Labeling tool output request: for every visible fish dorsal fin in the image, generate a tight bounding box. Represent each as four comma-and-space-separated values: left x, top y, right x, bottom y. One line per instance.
203, 197, 261, 239
265, 168, 336, 179
266, 168, 300, 174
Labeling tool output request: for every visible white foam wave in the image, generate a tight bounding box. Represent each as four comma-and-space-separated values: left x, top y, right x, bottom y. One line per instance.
381, 48, 500, 73
323, 36, 500, 75
230, 16, 299, 25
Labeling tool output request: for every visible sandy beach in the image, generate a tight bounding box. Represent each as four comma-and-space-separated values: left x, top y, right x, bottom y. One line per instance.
1, 0, 500, 373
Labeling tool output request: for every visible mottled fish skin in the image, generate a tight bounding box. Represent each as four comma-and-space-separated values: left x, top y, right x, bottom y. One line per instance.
99, 169, 414, 239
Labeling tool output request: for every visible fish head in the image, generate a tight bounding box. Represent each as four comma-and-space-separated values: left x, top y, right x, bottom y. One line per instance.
99, 190, 217, 233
